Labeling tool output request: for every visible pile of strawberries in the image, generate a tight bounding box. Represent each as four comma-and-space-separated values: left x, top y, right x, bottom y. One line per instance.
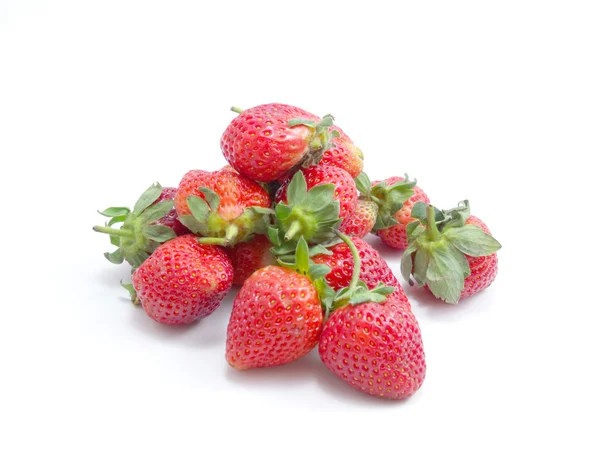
94, 103, 501, 400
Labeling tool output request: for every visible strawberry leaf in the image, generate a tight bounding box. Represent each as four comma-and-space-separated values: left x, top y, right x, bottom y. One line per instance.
445, 225, 502, 256
98, 207, 130, 217
287, 171, 308, 205
178, 215, 206, 234
104, 248, 125, 264
401, 243, 417, 283
139, 200, 174, 224
306, 183, 336, 208
133, 183, 162, 215
354, 172, 372, 196
187, 195, 210, 222
425, 244, 469, 304
141, 224, 176, 242
198, 187, 220, 211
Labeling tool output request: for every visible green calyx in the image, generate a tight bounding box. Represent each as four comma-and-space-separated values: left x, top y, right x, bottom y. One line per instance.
178, 187, 273, 247
288, 114, 340, 168
354, 172, 417, 232
401, 200, 502, 304
269, 171, 342, 257
93, 183, 177, 268
277, 236, 333, 285
320, 230, 396, 319
121, 281, 139, 305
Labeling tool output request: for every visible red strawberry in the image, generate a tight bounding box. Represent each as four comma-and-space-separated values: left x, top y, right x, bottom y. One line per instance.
275, 165, 358, 227
401, 200, 501, 304
226, 238, 325, 369
221, 103, 338, 182
226, 234, 276, 286
318, 125, 364, 178
174, 168, 271, 246
312, 236, 410, 308
93, 183, 186, 268
374, 176, 430, 249
317, 231, 426, 400
132, 235, 233, 325
339, 199, 378, 238
319, 292, 426, 400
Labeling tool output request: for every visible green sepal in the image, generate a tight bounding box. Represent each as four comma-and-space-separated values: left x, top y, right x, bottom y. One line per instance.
445, 225, 502, 256
370, 174, 418, 232
411, 201, 444, 223
187, 195, 210, 222
142, 224, 177, 243
441, 200, 471, 229
105, 248, 125, 264
139, 200, 174, 224
354, 172, 372, 196
94, 182, 177, 269
133, 183, 162, 215
288, 118, 317, 128
401, 243, 417, 284
270, 171, 342, 257
347, 282, 395, 306
98, 207, 130, 217
178, 215, 205, 234
308, 264, 332, 280
198, 187, 220, 211
425, 244, 470, 304
120, 281, 139, 305
294, 237, 310, 276
276, 237, 331, 284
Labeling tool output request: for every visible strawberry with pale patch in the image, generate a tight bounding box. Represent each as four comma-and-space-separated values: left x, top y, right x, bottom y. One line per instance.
401, 200, 501, 303
318, 125, 364, 178
175, 167, 271, 247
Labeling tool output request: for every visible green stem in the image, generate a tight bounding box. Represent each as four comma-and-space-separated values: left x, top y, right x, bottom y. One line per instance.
426, 205, 442, 241
285, 220, 302, 241
93, 225, 134, 238
197, 237, 229, 246
334, 230, 361, 295
224, 224, 239, 243
230, 106, 244, 114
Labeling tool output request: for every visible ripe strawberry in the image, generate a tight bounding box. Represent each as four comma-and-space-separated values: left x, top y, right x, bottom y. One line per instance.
401, 200, 501, 303
275, 165, 358, 228
221, 103, 338, 182
174, 168, 271, 246
374, 176, 429, 250
317, 231, 426, 400
226, 238, 327, 369
318, 125, 364, 178
312, 236, 410, 308
339, 199, 378, 238
93, 183, 186, 268
319, 292, 426, 400
226, 234, 276, 286
132, 235, 233, 325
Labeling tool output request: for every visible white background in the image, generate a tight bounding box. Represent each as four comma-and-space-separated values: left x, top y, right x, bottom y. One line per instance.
1, 1, 599, 449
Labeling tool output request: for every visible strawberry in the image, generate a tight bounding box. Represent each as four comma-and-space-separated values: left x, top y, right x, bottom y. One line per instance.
319, 293, 426, 400
401, 200, 501, 303
226, 234, 276, 286
312, 236, 410, 308
93, 183, 186, 268
354, 172, 428, 249
174, 168, 271, 247
339, 199, 378, 238
317, 232, 426, 400
267, 170, 344, 257
220, 103, 338, 182
318, 125, 364, 178
226, 238, 328, 369
275, 165, 358, 228
132, 235, 233, 325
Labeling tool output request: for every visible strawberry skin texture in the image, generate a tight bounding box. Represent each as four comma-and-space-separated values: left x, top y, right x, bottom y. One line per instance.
174, 168, 270, 221
225, 234, 275, 286
132, 235, 233, 325
339, 199, 377, 238
155, 187, 190, 236
375, 176, 430, 250
221, 103, 321, 182
226, 266, 324, 369
276, 165, 358, 225
318, 125, 364, 178
319, 294, 426, 400
312, 237, 410, 308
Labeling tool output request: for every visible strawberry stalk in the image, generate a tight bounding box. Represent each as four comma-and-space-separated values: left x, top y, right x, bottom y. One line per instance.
92, 226, 134, 239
